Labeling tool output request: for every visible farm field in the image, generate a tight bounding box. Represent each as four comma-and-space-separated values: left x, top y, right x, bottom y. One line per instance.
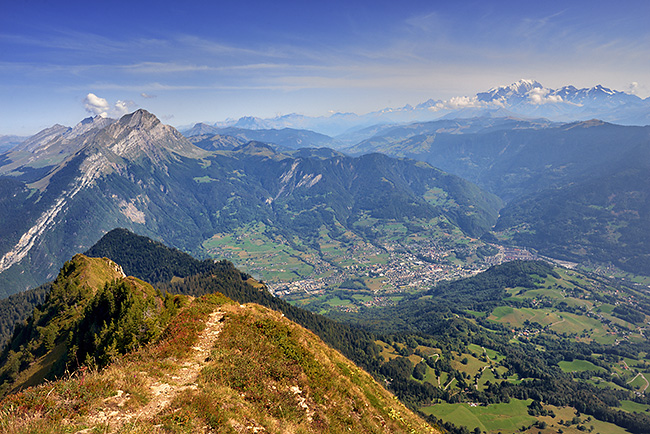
559, 359, 606, 373
423, 400, 635, 434
202, 214, 502, 310
422, 400, 536, 433
618, 399, 650, 413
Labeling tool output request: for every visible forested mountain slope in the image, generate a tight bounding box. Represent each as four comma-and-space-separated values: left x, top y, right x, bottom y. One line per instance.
0, 110, 500, 295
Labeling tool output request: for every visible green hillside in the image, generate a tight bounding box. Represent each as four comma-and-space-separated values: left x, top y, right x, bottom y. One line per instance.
494, 144, 650, 274
3, 229, 650, 434
0, 250, 437, 434
327, 260, 650, 434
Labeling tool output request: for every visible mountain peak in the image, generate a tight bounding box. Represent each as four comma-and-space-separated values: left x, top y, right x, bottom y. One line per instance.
234, 116, 269, 129
586, 84, 616, 96
182, 122, 220, 137
8, 124, 70, 154
416, 98, 444, 110
494, 79, 542, 92
0, 254, 152, 391
510, 78, 543, 90
117, 109, 161, 130
67, 115, 116, 140
233, 140, 285, 159
97, 110, 209, 162
478, 79, 543, 102
563, 118, 608, 129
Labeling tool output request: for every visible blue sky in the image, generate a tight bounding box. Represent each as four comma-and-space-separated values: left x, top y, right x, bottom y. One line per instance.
2, 0, 649, 135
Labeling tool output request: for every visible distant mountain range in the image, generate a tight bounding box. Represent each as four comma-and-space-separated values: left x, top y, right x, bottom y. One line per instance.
2, 78, 650, 291
0, 110, 500, 295
181, 79, 650, 137
2, 80, 646, 153
183, 123, 342, 150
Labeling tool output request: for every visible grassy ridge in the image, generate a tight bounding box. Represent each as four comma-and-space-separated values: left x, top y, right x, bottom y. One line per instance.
0, 293, 438, 433
0, 255, 175, 395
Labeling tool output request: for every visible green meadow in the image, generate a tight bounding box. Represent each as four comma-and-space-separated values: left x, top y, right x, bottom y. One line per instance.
559, 359, 606, 373
421, 399, 536, 433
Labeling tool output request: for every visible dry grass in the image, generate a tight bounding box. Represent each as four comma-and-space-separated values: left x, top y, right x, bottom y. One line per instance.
0, 293, 438, 434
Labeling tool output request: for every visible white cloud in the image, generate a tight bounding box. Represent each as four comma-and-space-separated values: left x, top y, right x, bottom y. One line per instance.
140, 92, 157, 99
114, 100, 132, 116
83, 93, 111, 117
528, 87, 563, 105
83, 93, 134, 118
426, 95, 484, 112
446, 96, 483, 109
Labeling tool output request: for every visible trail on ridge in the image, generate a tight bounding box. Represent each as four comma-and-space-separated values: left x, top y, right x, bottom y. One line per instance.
82, 309, 224, 433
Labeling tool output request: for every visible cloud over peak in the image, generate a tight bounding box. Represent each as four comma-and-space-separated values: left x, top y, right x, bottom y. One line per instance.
528, 87, 563, 105
83, 93, 135, 118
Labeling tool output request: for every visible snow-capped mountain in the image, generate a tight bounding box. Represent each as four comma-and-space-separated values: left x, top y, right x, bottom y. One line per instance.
476, 79, 645, 112
477, 79, 545, 104
469, 79, 649, 124
202, 80, 650, 136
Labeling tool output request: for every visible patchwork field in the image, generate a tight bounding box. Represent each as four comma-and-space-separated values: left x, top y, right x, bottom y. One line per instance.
201, 216, 650, 434
200, 216, 510, 326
